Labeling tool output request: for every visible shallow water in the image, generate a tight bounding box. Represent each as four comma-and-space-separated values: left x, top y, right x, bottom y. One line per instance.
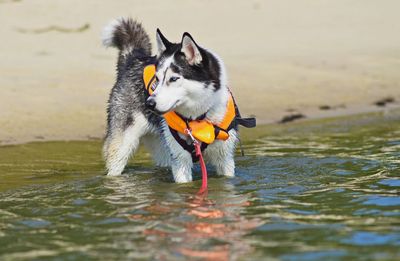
0, 112, 399, 260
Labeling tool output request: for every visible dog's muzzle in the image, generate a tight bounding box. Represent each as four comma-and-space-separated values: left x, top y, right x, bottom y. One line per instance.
145, 96, 156, 111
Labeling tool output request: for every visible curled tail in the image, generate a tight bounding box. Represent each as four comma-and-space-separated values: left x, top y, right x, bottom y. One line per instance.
102, 18, 151, 55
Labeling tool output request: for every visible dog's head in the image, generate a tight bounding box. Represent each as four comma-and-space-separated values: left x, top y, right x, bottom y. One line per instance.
145, 29, 225, 118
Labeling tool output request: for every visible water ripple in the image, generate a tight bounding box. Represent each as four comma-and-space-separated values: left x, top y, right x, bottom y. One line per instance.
0, 118, 399, 259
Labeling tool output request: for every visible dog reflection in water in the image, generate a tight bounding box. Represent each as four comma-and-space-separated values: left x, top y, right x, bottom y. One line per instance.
104, 177, 261, 260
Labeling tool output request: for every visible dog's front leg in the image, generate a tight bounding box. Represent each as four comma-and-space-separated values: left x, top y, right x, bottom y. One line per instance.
207, 144, 235, 177
215, 154, 235, 177
171, 152, 193, 183
205, 130, 238, 177
162, 124, 194, 183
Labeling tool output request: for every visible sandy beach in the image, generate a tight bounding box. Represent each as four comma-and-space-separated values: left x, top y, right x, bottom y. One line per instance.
1, 0, 400, 145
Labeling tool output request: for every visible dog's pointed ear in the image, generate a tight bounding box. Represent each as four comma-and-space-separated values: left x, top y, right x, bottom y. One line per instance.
181, 33, 202, 65
156, 28, 172, 54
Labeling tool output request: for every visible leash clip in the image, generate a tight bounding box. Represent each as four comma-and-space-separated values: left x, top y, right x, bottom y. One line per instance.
185, 128, 199, 146
185, 128, 202, 157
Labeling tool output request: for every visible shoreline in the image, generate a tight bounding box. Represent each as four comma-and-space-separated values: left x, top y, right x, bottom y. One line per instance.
2, 105, 399, 147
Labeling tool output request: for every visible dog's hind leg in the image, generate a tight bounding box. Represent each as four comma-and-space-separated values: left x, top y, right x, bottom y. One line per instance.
103, 113, 149, 176
142, 134, 172, 167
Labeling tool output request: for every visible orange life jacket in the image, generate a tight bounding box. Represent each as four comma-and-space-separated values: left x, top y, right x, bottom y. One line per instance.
143, 64, 236, 144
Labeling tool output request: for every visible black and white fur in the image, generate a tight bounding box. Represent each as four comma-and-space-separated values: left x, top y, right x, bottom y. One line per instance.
102, 18, 237, 182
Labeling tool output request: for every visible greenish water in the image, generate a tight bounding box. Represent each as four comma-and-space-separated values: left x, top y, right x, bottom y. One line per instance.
0, 111, 399, 260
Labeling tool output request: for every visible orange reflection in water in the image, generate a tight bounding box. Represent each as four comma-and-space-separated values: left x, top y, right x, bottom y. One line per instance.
134, 191, 262, 261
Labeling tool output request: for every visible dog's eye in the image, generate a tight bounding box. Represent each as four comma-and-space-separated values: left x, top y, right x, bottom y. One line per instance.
169, 76, 180, 83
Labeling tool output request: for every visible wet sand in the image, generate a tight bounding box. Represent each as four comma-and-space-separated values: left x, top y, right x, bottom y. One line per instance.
1, 0, 400, 145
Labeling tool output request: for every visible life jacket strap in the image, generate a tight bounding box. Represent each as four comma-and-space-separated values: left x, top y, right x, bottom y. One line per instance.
231, 94, 257, 129
169, 127, 208, 162
236, 117, 257, 128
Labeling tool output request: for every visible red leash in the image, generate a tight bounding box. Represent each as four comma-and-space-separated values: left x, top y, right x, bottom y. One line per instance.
194, 142, 208, 194
185, 129, 208, 194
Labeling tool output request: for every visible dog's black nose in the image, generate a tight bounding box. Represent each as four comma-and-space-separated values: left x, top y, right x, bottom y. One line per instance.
145, 97, 156, 110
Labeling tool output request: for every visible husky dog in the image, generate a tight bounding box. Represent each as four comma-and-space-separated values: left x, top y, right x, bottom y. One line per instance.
102, 18, 238, 183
